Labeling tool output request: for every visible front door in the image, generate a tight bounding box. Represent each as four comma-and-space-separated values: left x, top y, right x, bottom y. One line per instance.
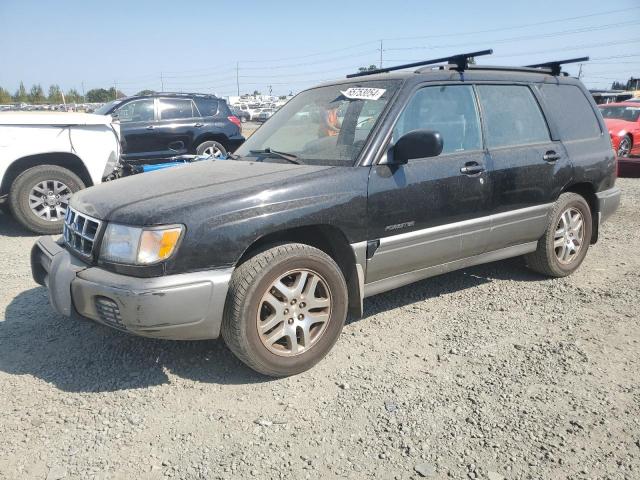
366, 84, 492, 285
115, 98, 159, 159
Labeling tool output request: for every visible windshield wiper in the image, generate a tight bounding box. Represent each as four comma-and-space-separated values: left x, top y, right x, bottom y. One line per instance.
249, 148, 301, 164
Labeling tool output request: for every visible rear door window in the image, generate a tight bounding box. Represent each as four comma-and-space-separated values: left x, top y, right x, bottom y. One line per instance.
394, 85, 482, 154
540, 84, 602, 140
158, 98, 196, 120
476, 85, 550, 148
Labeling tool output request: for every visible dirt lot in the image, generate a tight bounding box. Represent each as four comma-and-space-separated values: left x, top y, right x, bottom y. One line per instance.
0, 178, 638, 480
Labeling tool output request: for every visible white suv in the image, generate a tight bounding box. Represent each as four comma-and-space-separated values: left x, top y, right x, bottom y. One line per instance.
0, 112, 120, 234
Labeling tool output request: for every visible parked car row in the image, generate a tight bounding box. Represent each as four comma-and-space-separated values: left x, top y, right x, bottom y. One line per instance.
0, 103, 104, 112
599, 101, 640, 176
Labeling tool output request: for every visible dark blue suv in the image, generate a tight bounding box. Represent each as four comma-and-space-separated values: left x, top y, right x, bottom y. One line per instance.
95, 93, 244, 160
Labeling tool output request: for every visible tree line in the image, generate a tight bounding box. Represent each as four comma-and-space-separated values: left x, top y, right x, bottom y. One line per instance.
0, 81, 126, 104
611, 77, 640, 91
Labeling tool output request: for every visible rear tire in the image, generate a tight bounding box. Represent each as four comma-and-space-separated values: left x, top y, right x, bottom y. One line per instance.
196, 140, 227, 158
525, 192, 592, 277
9, 165, 84, 235
222, 243, 348, 377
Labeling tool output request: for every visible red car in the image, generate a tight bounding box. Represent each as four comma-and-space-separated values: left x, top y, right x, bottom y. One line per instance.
599, 101, 640, 177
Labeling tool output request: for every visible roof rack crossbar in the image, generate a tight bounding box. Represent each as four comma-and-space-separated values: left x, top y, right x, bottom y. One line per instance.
346, 49, 493, 78
525, 56, 589, 76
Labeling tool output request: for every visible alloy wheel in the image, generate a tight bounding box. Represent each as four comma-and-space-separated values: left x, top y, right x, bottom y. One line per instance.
203, 145, 223, 158
28, 180, 72, 221
554, 207, 585, 264
618, 137, 631, 158
257, 269, 332, 357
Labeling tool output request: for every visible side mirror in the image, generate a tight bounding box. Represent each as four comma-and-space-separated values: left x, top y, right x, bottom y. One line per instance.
386, 129, 443, 165
111, 112, 119, 120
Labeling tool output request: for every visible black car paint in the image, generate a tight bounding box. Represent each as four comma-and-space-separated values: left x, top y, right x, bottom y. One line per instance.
70, 69, 615, 280
101, 94, 245, 160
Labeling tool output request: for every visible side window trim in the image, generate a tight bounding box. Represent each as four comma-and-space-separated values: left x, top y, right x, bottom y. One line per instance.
191, 100, 201, 118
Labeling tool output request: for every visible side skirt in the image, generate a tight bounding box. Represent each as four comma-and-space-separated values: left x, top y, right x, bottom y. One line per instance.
362, 241, 538, 298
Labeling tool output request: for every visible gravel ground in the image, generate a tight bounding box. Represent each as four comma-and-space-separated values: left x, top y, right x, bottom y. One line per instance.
0, 178, 639, 480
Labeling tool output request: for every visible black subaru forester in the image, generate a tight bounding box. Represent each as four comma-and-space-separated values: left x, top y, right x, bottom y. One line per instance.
32, 51, 620, 377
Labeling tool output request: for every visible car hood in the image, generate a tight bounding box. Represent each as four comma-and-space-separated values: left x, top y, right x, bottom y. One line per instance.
604, 118, 638, 135
71, 159, 333, 222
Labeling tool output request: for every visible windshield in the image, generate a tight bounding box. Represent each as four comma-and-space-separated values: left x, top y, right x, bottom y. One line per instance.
235, 80, 402, 165
599, 105, 640, 122
94, 99, 123, 115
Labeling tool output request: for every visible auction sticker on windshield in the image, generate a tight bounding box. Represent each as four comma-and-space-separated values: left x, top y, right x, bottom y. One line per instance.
340, 87, 386, 101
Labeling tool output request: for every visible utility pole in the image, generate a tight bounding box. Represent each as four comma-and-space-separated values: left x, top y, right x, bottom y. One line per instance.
379, 40, 383, 69
81, 81, 85, 102
160, 72, 164, 91
113, 81, 117, 99
236, 62, 240, 97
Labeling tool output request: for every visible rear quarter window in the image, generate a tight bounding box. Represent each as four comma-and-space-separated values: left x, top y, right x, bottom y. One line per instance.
194, 98, 219, 117
539, 84, 602, 140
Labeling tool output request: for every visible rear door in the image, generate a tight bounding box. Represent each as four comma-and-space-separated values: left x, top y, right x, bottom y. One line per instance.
115, 98, 158, 159
475, 84, 572, 251
366, 84, 492, 287
537, 83, 611, 179
154, 98, 201, 156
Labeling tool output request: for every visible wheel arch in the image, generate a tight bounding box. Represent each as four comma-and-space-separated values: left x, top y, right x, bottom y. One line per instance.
562, 182, 599, 244
235, 224, 363, 318
1, 152, 92, 196
193, 133, 230, 152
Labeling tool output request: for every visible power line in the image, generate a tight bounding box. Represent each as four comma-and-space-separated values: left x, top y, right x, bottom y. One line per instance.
384, 20, 638, 52
380, 6, 640, 42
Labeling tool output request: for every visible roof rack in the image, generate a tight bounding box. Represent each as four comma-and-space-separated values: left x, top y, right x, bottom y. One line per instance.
525, 56, 589, 76
346, 49, 493, 78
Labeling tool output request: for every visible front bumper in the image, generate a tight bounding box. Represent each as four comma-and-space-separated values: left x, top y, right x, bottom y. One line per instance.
31, 236, 232, 340
596, 186, 621, 224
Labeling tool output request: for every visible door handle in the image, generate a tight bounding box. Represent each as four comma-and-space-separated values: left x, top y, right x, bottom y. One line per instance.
543, 151, 561, 162
194, 123, 204, 128
460, 162, 485, 175
146, 125, 155, 130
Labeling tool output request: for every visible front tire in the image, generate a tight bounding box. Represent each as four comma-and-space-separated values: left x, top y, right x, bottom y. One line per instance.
196, 140, 227, 158
9, 165, 84, 234
222, 243, 348, 377
525, 192, 592, 277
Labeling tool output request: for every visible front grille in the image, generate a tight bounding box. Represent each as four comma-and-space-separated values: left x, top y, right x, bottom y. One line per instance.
63, 207, 102, 258
95, 296, 127, 331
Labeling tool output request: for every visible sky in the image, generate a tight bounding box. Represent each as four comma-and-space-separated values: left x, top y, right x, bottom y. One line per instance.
0, 0, 639, 97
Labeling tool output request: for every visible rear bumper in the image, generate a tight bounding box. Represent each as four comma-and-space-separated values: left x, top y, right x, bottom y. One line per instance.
596, 186, 621, 224
31, 236, 232, 340
226, 134, 245, 152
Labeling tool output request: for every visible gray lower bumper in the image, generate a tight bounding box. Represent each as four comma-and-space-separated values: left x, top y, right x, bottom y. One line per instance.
31, 236, 232, 340
596, 186, 621, 224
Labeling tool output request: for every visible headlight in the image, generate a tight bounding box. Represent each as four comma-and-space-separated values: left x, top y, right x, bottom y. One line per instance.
100, 223, 183, 265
